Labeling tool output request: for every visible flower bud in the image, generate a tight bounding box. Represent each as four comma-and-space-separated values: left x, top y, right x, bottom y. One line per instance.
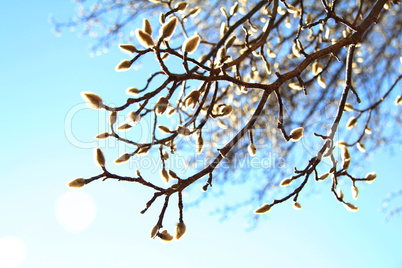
365, 127, 372, 134
280, 178, 292, 187
155, 96, 169, 115
117, 123, 132, 131
293, 202, 302, 210
160, 17, 178, 40
182, 35, 200, 54
196, 136, 204, 154
175, 222, 186, 240
109, 111, 117, 125
68, 178, 86, 188
115, 60, 132, 72
176, 2, 188, 11
230, 2, 239, 15
224, 35, 237, 49
365, 172, 376, 184
344, 103, 354, 111
312, 61, 323, 75
81, 92, 103, 109
289, 127, 304, 142
336, 188, 344, 200
158, 125, 172, 134
150, 225, 160, 239
356, 142, 366, 153
177, 125, 191, 136
138, 146, 150, 155
317, 172, 330, 181
344, 202, 358, 212
142, 18, 152, 35
136, 29, 155, 48
160, 169, 170, 184
126, 87, 139, 96
352, 185, 359, 200
395, 95, 402, 106
128, 111, 141, 124
346, 117, 357, 130
254, 203, 271, 214
95, 147, 105, 167
183, 90, 201, 109
289, 82, 303, 90
317, 75, 327, 88
248, 143, 257, 156
159, 230, 173, 241
95, 132, 109, 139
115, 153, 131, 163
220, 104, 233, 117
168, 170, 180, 179
119, 44, 138, 54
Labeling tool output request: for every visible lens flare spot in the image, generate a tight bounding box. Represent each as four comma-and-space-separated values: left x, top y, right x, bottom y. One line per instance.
55, 191, 96, 233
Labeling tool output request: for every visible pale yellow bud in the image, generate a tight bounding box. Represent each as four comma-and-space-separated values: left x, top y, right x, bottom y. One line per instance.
119, 44, 138, 54
280, 178, 292, 187
352, 185, 359, 200
344, 103, 354, 111
312, 62, 323, 75
158, 125, 172, 134
81, 92, 103, 109
128, 111, 141, 124
365, 127, 372, 134
176, 2, 188, 11
254, 203, 271, 214
138, 146, 150, 155
230, 2, 239, 15
337, 188, 344, 200
126, 87, 139, 96
293, 202, 301, 210
161, 150, 169, 160
160, 17, 178, 40
95, 132, 109, 139
224, 35, 237, 49
182, 35, 200, 54
365, 172, 376, 184
168, 170, 180, 179
336, 140, 348, 147
183, 90, 201, 109
292, 43, 301, 58
344, 202, 358, 212
220, 104, 233, 117
150, 225, 159, 239
288, 82, 303, 90
159, 230, 173, 241
395, 96, 402, 106
346, 117, 358, 129
248, 143, 257, 156
109, 111, 117, 125
115, 153, 131, 163
95, 147, 105, 167
356, 142, 366, 153
175, 222, 186, 240
196, 136, 204, 154
317, 75, 327, 88
68, 178, 86, 188
317, 172, 330, 181
289, 127, 304, 142
155, 96, 169, 115
136, 29, 155, 48
115, 60, 132, 72
305, 13, 312, 24
160, 169, 169, 184
142, 18, 152, 35
177, 125, 191, 136
117, 123, 132, 131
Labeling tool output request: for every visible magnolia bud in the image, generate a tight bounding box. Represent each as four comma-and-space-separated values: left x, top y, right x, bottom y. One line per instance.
109, 111, 117, 125
220, 104, 233, 117
160, 17, 178, 40
176, 2, 188, 11
346, 117, 358, 129
317, 75, 327, 88
395, 96, 402, 106
254, 203, 271, 214
293, 202, 302, 210
365, 172, 376, 184
95, 148, 105, 167
159, 230, 174, 241
115, 153, 131, 163
81, 92, 103, 109
248, 143, 257, 156
119, 44, 138, 54
317, 172, 330, 181
352, 185, 359, 200
175, 222, 186, 240
182, 35, 200, 54
158, 125, 172, 134
168, 170, 180, 179
142, 18, 152, 35
280, 178, 292, 187
150, 225, 160, 239
356, 142, 366, 153
117, 123, 132, 131
115, 60, 132, 72
312, 61, 323, 75
344, 103, 354, 111
67, 178, 86, 188
128, 111, 141, 124
95, 132, 109, 139
160, 169, 169, 184
344, 202, 358, 212
126, 87, 139, 96
289, 127, 304, 142
177, 125, 191, 136
155, 97, 169, 115
136, 29, 155, 48
196, 136, 204, 154
224, 35, 237, 49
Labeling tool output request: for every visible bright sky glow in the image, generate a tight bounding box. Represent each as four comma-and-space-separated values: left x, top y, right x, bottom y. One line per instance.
0, 1, 402, 268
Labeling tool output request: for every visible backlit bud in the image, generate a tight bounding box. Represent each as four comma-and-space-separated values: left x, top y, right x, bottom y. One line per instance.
158, 125, 172, 134
159, 230, 173, 241
317, 75, 327, 88
177, 125, 191, 136
312, 62, 323, 75
352, 185, 359, 200
160, 17, 178, 40
126, 87, 139, 96
356, 142, 366, 153
317, 172, 330, 181
230, 2, 239, 15
344, 202, 358, 212
196, 136, 204, 154
119, 44, 138, 54
160, 169, 169, 184
289, 82, 303, 90
68, 178, 86, 188
175, 222, 186, 240
176, 2, 188, 11
109, 111, 117, 125
346, 117, 357, 129
95, 132, 109, 139
182, 35, 200, 54
128, 111, 141, 124
289, 127, 304, 142
337, 188, 344, 200
365, 127, 372, 134
183, 90, 201, 109
344, 103, 354, 111
220, 104, 233, 117
225, 35, 237, 49
254, 203, 271, 214
248, 143, 257, 156
293, 202, 301, 210
395, 96, 402, 106
142, 18, 152, 35
115, 60, 132, 72
280, 178, 292, 187
117, 123, 132, 131
115, 153, 131, 163
155, 97, 169, 115
137, 146, 150, 155
168, 170, 180, 179
95, 147, 105, 167
136, 29, 155, 48
81, 92, 103, 109
365, 172, 376, 184
150, 225, 160, 239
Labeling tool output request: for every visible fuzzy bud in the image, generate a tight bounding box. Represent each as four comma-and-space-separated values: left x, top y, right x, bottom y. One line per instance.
177, 125, 191, 136
175, 222, 186, 240
155, 97, 169, 115
115, 60, 132, 72
248, 143, 257, 156
159, 230, 174, 241
117, 123, 132, 131
126, 87, 139, 96
81, 92, 103, 109
136, 29, 155, 48
150, 225, 160, 239
109, 111, 117, 125
196, 136, 204, 154
142, 18, 152, 35
344, 202, 358, 212
254, 203, 271, 214
95, 148, 105, 167
119, 44, 138, 54
346, 117, 358, 130
176, 2, 188, 11
115, 153, 131, 163
160, 169, 170, 184
293, 202, 302, 210
289, 127, 304, 142
68, 178, 86, 188
160, 17, 178, 40
95, 132, 109, 139
182, 35, 200, 54
365, 172, 376, 184
352, 185, 359, 200
280, 178, 292, 187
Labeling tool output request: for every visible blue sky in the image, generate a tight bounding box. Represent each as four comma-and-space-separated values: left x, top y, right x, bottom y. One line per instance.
1, 1, 402, 268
